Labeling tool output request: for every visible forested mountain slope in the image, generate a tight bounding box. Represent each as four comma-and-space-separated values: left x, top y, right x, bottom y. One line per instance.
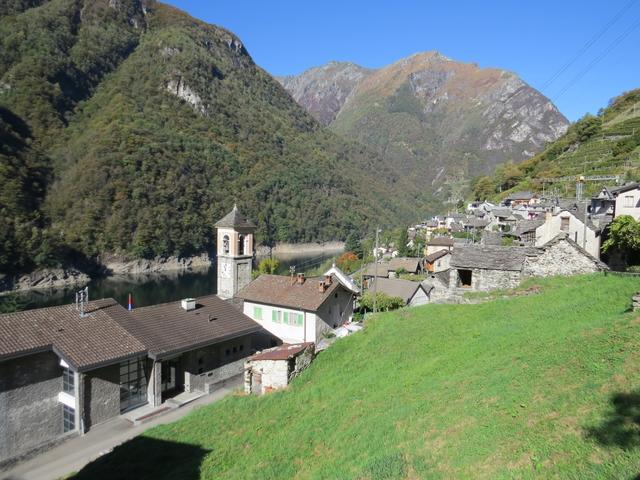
472, 89, 640, 201
0, 0, 417, 274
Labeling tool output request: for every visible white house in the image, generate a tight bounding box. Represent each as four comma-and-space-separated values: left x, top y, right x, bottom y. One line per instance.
613, 183, 640, 220
535, 206, 602, 259
236, 273, 355, 344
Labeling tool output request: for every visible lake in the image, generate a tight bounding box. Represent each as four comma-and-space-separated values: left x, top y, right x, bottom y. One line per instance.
9, 250, 341, 311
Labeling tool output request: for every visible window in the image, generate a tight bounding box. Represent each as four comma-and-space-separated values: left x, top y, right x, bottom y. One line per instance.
222, 235, 230, 255
296, 313, 303, 326
283, 311, 289, 324
119, 357, 147, 413
272, 310, 282, 323
62, 367, 74, 394
63, 405, 75, 432
253, 306, 263, 320
560, 217, 570, 232
624, 195, 634, 208
238, 234, 244, 255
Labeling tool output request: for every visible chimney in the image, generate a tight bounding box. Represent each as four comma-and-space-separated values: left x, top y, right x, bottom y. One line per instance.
324, 274, 332, 285
296, 273, 306, 285
181, 298, 196, 311
318, 280, 327, 293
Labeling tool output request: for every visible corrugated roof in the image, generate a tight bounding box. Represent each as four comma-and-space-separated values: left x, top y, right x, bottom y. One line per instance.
236, 274, 344, 312
0, 299, 146, 371
451, 245, 538, 271
249, 342, 313, 361
214, 205, 256, 229
368, 277, 425, 304
127, 294, 261, 359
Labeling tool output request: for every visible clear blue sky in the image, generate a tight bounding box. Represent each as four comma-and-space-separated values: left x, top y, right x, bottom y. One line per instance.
166, 0, 639, 121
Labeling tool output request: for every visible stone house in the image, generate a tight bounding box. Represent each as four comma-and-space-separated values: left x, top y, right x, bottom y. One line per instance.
361, 257, 423, 282
367, 277, 431, 307
503, 191, 539, 207
237, 273, 355, 344
0, 294, 268, 466
449, 236, 607, 293
244, 343, 314, 395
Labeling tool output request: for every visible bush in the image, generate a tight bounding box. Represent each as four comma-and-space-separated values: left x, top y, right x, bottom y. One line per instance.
359, 292, 405, 312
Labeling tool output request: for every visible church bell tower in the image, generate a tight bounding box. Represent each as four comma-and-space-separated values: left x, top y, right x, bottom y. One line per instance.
215, 204, 256, 299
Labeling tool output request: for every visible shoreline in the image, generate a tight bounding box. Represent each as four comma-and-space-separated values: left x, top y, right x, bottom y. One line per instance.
1, 242, 345, 294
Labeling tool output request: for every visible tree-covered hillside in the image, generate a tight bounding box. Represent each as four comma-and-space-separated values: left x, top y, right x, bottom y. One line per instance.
472, 89, 640, 201
0, 0, 417, 274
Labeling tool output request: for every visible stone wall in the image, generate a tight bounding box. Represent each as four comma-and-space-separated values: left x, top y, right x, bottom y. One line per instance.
0, 352, 65, 465
83, 363, 120, 429
524, 240, 604, 277
449, 268, 521, 292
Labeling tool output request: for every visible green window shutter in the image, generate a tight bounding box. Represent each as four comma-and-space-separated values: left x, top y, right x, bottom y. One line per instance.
297, 313, 304, 326
254, 306, 262, 320
283, 312, 289, 324
272, 310, 277, 322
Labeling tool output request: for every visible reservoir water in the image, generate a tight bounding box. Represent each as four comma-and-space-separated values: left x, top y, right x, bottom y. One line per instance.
10, 250, 341, 311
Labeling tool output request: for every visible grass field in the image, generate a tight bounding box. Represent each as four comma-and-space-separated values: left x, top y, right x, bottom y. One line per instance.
73, 274, 640, 479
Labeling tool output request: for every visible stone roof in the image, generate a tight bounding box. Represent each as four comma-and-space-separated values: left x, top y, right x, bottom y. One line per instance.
606, 182, 640, 197
515, 218, 545, 236
0, 299, 146, 371
387, 257, 422, 272
425, 249, 450, 263
451, 245, 538, 271
249, 342, 313, 361
214, 204, 256, 229
491, 208, 512, 218
127, 294, 261, 359
428, 236, 454, 247
505, 191, 536, 200
368, 277, 426, 304
236, 274, 345, 312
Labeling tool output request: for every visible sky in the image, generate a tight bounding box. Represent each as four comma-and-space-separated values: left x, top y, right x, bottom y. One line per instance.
165, 1, 640, 121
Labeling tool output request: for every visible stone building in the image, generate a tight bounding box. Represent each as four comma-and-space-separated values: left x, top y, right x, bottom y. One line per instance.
244, 343, 314, 395
367, 277, 431, 307
237, 273, 355, 344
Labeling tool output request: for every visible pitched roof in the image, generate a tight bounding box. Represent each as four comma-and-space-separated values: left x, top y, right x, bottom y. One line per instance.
324, 264, 360, 294
236, 274, 345, 311
362, 262, 390, 278
428, 236, 454, 246
0, 299, 146, 371
387, 257, 422, 272
425, 249, 450, 263
505, 191, 536, 200
451, 245, 538, 271
368, 278, 426, 304
214, 204, 256, 229
607, 182, 640, 196
515, 218, 545, 236
126, 294, 261, 359
249, 342, 313, 361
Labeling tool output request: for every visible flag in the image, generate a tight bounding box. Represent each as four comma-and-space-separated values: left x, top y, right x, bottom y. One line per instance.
128, 293, 133, 311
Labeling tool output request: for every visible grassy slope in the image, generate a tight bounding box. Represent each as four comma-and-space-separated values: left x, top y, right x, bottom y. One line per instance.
74, 274, 640, 479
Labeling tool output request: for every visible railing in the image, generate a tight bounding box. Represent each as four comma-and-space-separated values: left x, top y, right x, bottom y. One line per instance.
603, 270, 640, 277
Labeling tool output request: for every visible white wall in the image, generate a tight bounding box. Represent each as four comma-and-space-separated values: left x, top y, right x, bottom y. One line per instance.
243, 301, 316, 343
615, 188, 640, 220
408, 287, 429, 307
535, 211, 600, 259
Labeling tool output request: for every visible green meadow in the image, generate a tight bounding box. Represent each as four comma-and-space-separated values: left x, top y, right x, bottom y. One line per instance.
74, 274, 640, 479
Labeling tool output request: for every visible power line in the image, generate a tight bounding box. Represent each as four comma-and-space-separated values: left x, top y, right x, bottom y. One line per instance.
540, 0, 638, 92
554, 15, 640, 99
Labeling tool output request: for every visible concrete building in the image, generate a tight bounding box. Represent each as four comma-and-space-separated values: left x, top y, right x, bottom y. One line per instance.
237, 273, 355, 344
244, 343, 314, 395
0, 293, 269, 466
0, 300, 146, 466
215, 205, 256, 300
367, 277, 430, 307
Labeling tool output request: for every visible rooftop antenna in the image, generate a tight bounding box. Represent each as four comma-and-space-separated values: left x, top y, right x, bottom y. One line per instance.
75, 286, 89, 317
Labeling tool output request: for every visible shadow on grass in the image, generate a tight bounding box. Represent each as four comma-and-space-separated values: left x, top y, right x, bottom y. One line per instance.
587, 391, 640, 450
72, 436, 209, 480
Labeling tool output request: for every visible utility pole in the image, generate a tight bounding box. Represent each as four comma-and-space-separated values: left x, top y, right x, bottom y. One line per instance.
373, 227, 380, 315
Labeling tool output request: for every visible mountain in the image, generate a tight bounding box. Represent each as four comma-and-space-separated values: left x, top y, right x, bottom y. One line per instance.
277, 52, 569, 200
0, 0, 418, 274
471, 88, 640, 201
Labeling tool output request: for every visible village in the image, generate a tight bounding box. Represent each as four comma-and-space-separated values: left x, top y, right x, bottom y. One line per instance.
2, 180, 639, 473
